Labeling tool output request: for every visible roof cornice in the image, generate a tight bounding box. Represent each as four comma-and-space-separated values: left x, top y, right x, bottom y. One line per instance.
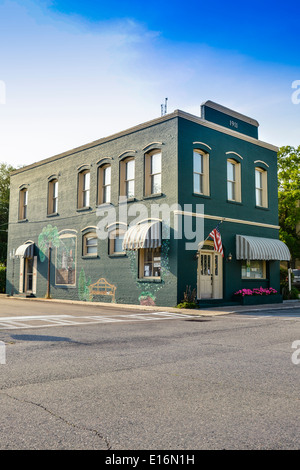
11, 109, 278, 176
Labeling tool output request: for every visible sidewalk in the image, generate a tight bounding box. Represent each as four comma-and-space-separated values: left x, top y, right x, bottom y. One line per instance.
1, 293, 299, 316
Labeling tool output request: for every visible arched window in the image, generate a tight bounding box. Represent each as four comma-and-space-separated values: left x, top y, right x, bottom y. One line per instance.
120, 157, 135, 199
19, 187, 28, 220
255, 167, 268, 207
108, 223, 127, 255
78, 169, 90, 209
193, 149, 210, 196
144, 150, 161, 196
227, 158, 241, 202
98, 163, 111, 205
83, 231, 98, 257
48, 178, 58, 215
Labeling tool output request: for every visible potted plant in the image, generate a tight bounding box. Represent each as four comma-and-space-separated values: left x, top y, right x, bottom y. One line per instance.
233, 287, 282, 305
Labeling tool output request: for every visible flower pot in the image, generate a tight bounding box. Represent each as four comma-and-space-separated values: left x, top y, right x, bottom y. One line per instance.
237, 294, 282, 305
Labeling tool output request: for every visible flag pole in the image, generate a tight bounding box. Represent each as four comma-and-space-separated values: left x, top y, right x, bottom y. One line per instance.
198, 219, 224, 249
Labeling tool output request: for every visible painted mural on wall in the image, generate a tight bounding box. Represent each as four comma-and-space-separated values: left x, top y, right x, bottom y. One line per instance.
127, 236, 171, 306
78, 270, 117, 303
38, 224, 60, 262
78, 268, 92, 301
55, 235, 76, 286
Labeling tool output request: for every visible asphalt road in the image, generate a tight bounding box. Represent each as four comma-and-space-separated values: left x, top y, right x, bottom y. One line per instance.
0, 298, 299, 450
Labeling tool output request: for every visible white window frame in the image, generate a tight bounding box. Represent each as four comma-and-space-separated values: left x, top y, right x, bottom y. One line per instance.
193, 149, 210, 196
255, 167, 268, 208
227, 158, 241, 202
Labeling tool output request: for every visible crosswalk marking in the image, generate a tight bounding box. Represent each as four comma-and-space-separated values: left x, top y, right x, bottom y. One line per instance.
0, 312, 199, 330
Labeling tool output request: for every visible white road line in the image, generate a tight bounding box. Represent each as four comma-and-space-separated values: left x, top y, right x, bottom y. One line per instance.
0, 315, 70, 321
0, 312, 198, 330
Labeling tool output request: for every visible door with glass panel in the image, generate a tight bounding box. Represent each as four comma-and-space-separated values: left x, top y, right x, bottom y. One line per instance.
197, 243, 223, 299
24, 257, 34, 294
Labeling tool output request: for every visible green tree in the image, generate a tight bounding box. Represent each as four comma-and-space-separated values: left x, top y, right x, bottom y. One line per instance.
277, 145, 300, 267
0, 162, 16, 265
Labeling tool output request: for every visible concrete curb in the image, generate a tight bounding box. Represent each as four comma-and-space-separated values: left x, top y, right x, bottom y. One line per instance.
1, 294, 299, 316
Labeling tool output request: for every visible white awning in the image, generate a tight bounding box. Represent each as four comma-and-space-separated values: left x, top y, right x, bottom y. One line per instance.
236, 235, 290, 261
15, 242, 34, 258
122, 221, 161, 250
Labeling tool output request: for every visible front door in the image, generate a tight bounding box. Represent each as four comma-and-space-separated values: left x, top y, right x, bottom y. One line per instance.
197, 246, 223, 300
24, 257, 33, 294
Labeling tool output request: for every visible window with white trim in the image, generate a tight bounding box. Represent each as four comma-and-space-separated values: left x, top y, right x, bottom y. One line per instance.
255, 167, 268, 207
193, 149, 209, 196
227, 159, 241, 202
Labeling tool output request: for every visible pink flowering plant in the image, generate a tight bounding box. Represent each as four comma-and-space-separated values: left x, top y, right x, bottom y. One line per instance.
234, 287, 278, 297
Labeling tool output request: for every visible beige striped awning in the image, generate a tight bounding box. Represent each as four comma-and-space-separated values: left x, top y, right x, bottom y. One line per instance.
122, 221, 161, 250
15, 242, 34, 258
236, 235, 290, 261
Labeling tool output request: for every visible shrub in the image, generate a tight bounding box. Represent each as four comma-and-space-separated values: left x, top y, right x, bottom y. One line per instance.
0, 266, 6, 293
177, 285, 197, 308
176, 301, 197, 309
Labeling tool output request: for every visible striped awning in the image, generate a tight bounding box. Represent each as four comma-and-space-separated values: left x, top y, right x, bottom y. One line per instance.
122, 221, 161, 250
236, 235, 290, 261
15, 242, 34, 258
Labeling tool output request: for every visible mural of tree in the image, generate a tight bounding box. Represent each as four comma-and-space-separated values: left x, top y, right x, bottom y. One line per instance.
78, 268, 92, 301
38, 224, 60, 298
38, 224, 60, 262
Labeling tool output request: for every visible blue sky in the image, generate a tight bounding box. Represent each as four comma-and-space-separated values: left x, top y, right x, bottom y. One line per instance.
0, 0, 300, 167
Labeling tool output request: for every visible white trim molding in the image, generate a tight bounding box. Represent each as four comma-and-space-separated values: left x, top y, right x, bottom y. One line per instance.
173, 210, 280, 230
254, 160, 269, 168
226, 151, 243, 160
193, 142, 212, 151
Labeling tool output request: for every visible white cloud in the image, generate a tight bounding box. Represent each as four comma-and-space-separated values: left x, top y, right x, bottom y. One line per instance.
0, 0, 299, 168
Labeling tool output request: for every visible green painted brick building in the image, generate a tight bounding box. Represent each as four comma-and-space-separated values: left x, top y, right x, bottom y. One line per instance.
6, 101, 290, 306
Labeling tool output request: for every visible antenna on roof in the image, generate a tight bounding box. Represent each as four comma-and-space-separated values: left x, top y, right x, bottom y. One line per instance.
161, 97, 168, 116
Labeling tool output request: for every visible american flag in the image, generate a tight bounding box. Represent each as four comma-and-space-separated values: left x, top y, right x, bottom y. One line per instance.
208, 223, 224, 257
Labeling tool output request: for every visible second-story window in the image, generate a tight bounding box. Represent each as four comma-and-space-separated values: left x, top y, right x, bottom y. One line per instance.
19, 188, 28, 220
125, 159, 135, 198
78, 170, 90, 209
83, 172, 90, 207
227, 159, 241, 202
145, 150, 161, 197
193, 149, 210, 196
98, 164, 111, 205
227, 160, 236, 200
120, 157, 135, 199
255, 167, 268, 207
151, 152, 161, 194
48, 179, 58, 215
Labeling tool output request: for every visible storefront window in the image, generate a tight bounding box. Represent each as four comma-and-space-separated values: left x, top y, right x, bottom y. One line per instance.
140, 247, 161, 278
241, 260, 266, 279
